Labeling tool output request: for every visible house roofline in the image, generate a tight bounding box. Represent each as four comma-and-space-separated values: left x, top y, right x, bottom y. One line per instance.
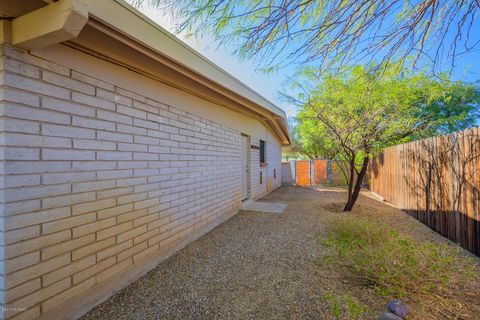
0, 0, 290, 144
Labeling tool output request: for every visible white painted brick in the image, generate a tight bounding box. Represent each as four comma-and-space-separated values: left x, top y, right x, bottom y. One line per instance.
97, 169, 132, 180
72, 116, 115, 131
4, 73, 69, 99
97, 203, 133, 220
118, 143, 147, 152
4, 133, 71, 148
73, 139, 116, 150
41, 234, 95, 260
4, 103, 70, 124
3, 174, 40, 188
1, 252, 40, 275
5, 254, 70, 289
42, 192, 96, 209
72, 237, 115, 260
3, 184, 70, 203
43, 213, 96, 234
72, 180, 115, 193
3, 161, 70, 174
43, 71, 95, 95
2, 225, 40, 245
42, 149, 95, 160
42, 123, 95, 139
42, 277, 95, 313
42, 255, 95, 286
1, 147, 39, 160
72, 198, 116, 215
117, 105, 146, 119
97, 109, 132, 125
2, 200, 41, 216
72, 218, 116, 238
117, 123, 147, 135
0, 87, 39, 107
4, 57, 40, 78
72, 92, 115, 110
5, 231, 71, 259
42, 171, 95, 185
72, 161, 116, 171
97, 151, 132, 161
42, 96, 96, 117
97, 131, 133, 143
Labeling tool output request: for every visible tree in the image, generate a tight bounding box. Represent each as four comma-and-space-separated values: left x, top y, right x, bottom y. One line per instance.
286, 63, 475, 211
133, 0, 480, 74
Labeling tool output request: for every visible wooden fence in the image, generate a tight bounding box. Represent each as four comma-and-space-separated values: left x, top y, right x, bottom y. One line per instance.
370, 127, 480, 255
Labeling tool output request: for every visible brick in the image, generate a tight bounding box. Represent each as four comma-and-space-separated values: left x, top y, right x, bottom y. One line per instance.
97, 239, 132, 261
42, 277, 96, 313
42, 123, 95, 139
116, 87, 146, 102
97, 222, 132, 241
42, 172, 95, 185
1, 252, 40, 275
43, 71, 95, 95
96, 186, 132, 200
3, 278, 41, 304
4, 73, 69, 99
73, 256, 115, 285
5, 231, 71, 259
72, 180, 115, 193
42, 255, 95, 286
0, 87, 39, 107
72, 92, 115, 110
3, 133, 71, 148
117, 242, 147, 262
2, 225, 40, 245
5, 253, 70, 289
3, 57, 41, 79
117, 225, 147, 243
72, 116, 115, 131
72, 198, 116, 215
117, 123, 146, 135
97, 131, 133, 143
42, 149, 95, 160
72, 161, 116, 171
4, 206, 70, 231
42, 192, 96, 210
9, 278, 70, 313
1, 147, 39, 161
97, 169, 132, 180
3, 103, 70, 124
118, 143, 147, 152
73, 139, 116, 150
42, 96, 96, 117
96, 151, 132, 161
43, 212, 96, 234
117, 104, 146, 119
2, 200, 40, 216
41, 234, 95, 260
97, 109, 132, 125
133, 228, 159, 245
1, 118, 40, 134
97, 203, 133, 220
3, 174, 40, 188
117, 192, 147, 205
72, 218, 116, 238
72, 237, 115, 260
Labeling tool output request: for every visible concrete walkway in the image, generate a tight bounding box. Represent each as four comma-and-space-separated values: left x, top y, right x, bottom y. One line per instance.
239, 200, 287, 213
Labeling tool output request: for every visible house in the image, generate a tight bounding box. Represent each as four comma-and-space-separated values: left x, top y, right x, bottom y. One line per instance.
0, 0, 290, 319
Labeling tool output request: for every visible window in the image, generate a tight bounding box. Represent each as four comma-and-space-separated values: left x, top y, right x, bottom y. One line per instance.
259, 140, 265, 163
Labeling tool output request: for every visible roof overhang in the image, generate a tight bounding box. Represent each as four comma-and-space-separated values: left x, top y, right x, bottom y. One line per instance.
0, 0, 291, 145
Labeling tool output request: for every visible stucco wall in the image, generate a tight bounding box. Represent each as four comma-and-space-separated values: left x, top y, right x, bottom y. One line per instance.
0, 43, 283, 319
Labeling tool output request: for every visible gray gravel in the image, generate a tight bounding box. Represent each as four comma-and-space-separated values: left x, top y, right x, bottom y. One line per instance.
81, 186, 336, 320
81, 186, 479, 320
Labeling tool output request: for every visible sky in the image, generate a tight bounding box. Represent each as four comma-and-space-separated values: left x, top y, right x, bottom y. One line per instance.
131, 2, 480, 120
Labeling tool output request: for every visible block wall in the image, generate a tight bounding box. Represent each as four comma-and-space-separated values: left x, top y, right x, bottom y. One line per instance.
0, 43, 281, 320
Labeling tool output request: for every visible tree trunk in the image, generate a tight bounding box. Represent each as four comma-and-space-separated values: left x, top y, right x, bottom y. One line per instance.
344, 158, 356, 211
343, 156, 369, 211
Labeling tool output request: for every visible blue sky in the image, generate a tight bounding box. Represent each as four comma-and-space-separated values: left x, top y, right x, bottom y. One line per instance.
133, 3, 480, 120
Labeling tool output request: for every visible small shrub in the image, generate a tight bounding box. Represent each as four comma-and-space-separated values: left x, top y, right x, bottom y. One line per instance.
321, 293, 367, 320
319, 217, 459, 299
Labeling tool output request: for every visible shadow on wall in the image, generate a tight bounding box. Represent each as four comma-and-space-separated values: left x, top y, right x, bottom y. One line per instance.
369, 128, 480, 256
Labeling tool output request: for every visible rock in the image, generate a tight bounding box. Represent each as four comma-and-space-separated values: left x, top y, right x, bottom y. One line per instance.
378, 312, 403, 320
387, 300, 409, 318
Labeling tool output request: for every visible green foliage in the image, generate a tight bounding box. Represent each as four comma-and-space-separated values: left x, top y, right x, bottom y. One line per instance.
320, 293, 368, 320
319, 217, 463, 299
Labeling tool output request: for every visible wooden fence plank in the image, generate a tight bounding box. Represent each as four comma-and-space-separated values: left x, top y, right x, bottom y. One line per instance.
369, 127, 480, 255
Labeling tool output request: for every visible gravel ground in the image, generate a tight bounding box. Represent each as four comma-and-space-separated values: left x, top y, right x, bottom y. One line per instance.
81, 186, 479, 320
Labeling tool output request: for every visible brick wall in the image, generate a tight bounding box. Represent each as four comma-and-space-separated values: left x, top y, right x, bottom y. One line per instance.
0, 43, 282, 319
